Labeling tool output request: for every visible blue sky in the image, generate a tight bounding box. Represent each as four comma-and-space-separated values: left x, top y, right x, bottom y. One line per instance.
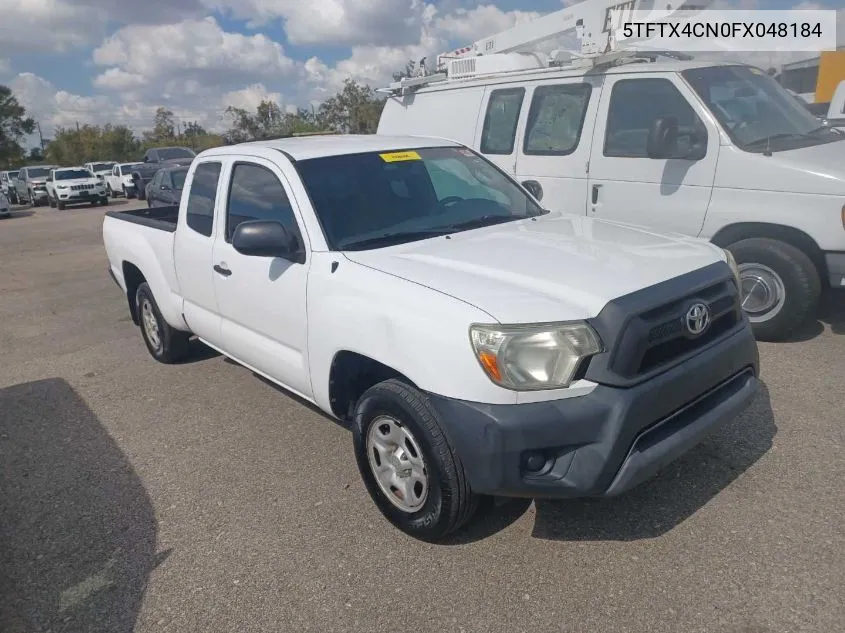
0, 0, 840, 137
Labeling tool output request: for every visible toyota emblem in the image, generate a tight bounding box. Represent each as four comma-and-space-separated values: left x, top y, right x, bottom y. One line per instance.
685, 302, 711, 336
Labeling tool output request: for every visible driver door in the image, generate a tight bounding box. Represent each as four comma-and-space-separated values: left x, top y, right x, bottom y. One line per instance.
587, 74, 719, 236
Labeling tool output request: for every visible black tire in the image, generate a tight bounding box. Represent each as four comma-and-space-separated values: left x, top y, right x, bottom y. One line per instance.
108, 185, 116, 199
48, 195, 56, 208
352, 379, 479, 541
100, 197, 109, 206
134, 282, 191, 363
9, 190, 17, 205
728, 238, 821, 342
56, 200, 65, 210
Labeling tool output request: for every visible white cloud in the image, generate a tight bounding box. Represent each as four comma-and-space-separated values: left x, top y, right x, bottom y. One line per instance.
0, 0, 108, 55
93, 17, 295, 90
204, 0, 429, 47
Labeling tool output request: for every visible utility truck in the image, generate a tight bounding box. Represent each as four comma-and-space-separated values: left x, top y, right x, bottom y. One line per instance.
102, 135, 759, 541
378, 0, 845, 341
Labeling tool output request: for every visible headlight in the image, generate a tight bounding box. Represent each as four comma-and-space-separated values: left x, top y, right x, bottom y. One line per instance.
469, 322, 603, 391
723, 248, 741, 289
57, 185, 68, 189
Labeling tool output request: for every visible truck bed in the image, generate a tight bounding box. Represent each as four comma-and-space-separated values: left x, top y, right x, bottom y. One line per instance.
105, 205, 179, 232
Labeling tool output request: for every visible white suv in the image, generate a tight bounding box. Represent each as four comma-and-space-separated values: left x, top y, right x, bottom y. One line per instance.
46, 167, 109, 209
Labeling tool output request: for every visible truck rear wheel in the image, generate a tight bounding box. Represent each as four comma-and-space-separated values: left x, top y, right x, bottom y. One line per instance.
135, 282, 190, 363
728, 238, 821, 342
352, 379, 478, 541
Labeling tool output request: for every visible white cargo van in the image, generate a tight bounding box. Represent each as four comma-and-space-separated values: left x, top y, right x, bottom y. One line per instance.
378, 6, 845, 342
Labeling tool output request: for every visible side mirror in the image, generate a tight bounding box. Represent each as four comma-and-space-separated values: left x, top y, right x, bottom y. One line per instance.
521, 179, 543, 201
232, 220, 301, 261
646, 116, 679, 159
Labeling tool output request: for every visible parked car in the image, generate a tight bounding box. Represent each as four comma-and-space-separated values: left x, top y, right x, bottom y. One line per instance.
14, 165, 59, 206
145, 165, 188, 208
0, 170, 19, 203
378, 59, 845, 341
45, 167, 108, 209
102, 135, 759, 541
84, 161, 118, 182
142, 146, 196, 166
105, 162, 144, 198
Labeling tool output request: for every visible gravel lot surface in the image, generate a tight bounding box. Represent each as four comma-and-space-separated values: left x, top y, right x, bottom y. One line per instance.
1, 199, 843, 633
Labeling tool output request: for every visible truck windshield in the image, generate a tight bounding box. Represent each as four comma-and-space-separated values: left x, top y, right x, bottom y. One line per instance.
26, 168, 51, 178
55, 169, 92, 180
91, 162, 114, 171
158, 148, 195, 160
682, 65, 843, 152
294, 146, 546, 251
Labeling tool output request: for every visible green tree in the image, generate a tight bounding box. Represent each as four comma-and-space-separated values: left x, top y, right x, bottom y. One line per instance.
0, 84, 36, 168
183, 121, 207, 137
317, 79, 385, 134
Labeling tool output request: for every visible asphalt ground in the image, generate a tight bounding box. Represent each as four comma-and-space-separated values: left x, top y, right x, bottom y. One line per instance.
1, 197, 843, 633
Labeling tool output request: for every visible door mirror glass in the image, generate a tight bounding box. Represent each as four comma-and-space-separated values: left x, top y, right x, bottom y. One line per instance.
232, 220, 299, 260
521, 179, 543, 201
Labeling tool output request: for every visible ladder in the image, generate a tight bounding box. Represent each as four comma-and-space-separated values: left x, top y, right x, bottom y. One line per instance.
379, 0, 713, 95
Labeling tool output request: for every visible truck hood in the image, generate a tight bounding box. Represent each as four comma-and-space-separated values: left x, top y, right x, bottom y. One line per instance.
342, 213, 724, 323
717, 140, 845, 195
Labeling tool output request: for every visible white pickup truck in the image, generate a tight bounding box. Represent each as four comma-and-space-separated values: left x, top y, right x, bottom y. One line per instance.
102, 135, 760, 540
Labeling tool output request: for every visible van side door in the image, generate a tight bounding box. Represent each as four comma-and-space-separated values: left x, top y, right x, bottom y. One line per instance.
586, 73, 718, 236
513, 77, 604, 214
474, 86, 527, 176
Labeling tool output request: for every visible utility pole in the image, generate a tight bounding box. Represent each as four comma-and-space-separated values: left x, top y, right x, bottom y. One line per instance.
76, 121, 80, 132
36, 122, 45, 152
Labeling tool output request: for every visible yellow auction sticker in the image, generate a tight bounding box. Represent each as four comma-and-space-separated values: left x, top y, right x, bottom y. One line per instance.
379, 151, 422, 162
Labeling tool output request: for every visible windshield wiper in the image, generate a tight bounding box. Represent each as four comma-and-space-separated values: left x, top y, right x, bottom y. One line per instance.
341, 229, 452, 250
744, 132, 810, 147
445, 214, 530, 231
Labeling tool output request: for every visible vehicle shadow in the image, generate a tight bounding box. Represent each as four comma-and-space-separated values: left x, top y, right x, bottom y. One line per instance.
0, 378, 161, 633
1, 209, 35, 219
445, 382, 776, 544
173, 338, 221, 364
787, 291, 845, 341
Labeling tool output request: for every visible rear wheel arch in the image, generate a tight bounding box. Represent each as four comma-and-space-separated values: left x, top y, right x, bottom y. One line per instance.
122, 262, 147, 325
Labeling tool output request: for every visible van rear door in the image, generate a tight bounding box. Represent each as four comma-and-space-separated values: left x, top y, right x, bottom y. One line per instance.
511, 76, 604, 215
585, 73, 718, 236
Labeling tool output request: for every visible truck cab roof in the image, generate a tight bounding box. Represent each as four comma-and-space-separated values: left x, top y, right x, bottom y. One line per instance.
202, 135, 461, 162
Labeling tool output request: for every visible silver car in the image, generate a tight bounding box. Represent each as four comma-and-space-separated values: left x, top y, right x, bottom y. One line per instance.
15, 165, 59, 207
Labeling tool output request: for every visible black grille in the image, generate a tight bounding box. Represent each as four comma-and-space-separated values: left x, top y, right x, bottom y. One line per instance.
621, 280, 740, 378
585, 263, 743, 388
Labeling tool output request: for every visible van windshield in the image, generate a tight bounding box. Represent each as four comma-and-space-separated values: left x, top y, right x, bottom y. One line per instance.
682, 65, 843, 152
294, 146, 546, 251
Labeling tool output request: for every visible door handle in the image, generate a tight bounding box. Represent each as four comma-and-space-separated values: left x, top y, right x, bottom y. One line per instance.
213, 264, 232, 277
591, 184, 602, 205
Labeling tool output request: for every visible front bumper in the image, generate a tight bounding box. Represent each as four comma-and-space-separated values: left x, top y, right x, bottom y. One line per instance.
426, 323, 759, 499
56, 190, 107, 203
825, 252, 845, 289
31, 189, 48, 200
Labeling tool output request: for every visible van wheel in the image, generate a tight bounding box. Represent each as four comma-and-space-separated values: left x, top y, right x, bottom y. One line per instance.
728, 238, 821, 342
135, 282, 191, 363
352, 379, 479, 541
49, 196, 56, 208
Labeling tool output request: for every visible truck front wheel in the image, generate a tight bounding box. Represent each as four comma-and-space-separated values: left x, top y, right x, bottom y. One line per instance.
135, 282, 190, 363
352, 379, 479, 541
728, 238, 821, 342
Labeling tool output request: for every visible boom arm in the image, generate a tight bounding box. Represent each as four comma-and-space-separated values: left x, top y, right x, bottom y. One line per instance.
438, 0, 714, 67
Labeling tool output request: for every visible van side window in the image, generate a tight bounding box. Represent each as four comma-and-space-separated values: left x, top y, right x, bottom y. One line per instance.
604, 78, 706, 158
185, 162, 221, 237
480, 88, 525, 155
226, 163, 301, 245
524, 83, 592, 155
